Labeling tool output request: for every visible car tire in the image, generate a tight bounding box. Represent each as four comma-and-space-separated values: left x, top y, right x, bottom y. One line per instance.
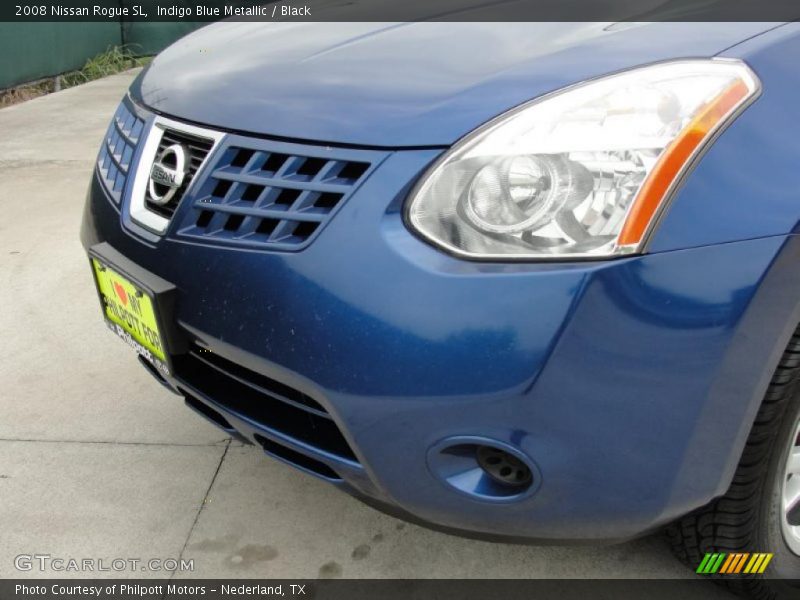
666, 326, 800, 599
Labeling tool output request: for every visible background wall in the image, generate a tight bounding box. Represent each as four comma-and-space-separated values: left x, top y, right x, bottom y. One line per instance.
0, 4, 216, 90
123, 22, 205, 56
0, 23, 123, 90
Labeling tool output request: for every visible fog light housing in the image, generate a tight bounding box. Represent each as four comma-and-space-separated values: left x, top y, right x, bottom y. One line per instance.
427, 437, 540, 502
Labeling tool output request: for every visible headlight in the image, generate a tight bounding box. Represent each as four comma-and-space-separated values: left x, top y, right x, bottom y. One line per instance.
406, 59, 759, 260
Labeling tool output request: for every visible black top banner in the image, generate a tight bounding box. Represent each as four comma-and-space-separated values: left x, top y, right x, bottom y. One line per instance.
3, 0, 800, 22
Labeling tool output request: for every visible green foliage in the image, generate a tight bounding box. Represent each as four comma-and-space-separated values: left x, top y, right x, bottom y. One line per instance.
60, 46, 152, 88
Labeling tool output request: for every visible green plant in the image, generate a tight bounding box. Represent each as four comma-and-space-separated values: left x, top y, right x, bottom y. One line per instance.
60, 46, 151, 88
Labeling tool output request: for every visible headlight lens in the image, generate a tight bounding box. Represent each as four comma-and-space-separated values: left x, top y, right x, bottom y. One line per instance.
406, 60, 759, 260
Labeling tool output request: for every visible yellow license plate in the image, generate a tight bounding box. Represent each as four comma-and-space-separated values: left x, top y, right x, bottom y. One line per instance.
91, 258, 169, 374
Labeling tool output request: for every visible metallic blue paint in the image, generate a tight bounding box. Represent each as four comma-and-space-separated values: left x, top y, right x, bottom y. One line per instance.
131, 21, 780, 147
81, 22, 800, 541
652, 23, 800, 251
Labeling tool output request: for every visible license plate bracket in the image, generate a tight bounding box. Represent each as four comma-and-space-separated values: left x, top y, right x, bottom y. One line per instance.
88, 242, 183, 377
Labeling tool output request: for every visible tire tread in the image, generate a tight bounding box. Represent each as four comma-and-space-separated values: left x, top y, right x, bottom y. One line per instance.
665, 326, 800, 599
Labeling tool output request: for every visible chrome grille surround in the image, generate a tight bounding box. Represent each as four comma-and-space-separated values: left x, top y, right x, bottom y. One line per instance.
115, 102, 386, 249
128, 116, 224, 234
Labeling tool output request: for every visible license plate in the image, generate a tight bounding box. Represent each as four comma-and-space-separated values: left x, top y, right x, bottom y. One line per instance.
91, 258, 170, 377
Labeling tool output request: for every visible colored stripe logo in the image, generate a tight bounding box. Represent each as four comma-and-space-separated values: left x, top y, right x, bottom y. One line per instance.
696, 553, 773, 574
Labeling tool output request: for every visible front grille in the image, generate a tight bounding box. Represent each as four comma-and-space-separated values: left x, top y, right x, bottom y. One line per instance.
144, 129, 214, 219
175, 142, 378, 250
97, 102, 144, 204
174, 345, 358, 463
255, 434, 342, 480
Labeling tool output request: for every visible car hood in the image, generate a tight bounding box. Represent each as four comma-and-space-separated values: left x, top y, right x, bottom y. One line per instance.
132, 21, 777, 147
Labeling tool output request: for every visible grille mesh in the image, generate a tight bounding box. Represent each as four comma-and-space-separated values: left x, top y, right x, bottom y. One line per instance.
175, 345, 358, 464
97, 102, 144, 204
176, 144, 374, 250
99, 102, 383, 249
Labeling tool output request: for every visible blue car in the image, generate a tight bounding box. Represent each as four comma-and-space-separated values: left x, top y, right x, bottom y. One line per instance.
81, 20, 800, 594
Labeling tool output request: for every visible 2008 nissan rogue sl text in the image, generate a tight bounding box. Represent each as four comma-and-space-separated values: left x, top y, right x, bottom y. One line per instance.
80, 19, 800, 596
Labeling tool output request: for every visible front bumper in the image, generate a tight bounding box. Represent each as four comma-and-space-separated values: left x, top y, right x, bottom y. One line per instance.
82, 129, 800, 542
